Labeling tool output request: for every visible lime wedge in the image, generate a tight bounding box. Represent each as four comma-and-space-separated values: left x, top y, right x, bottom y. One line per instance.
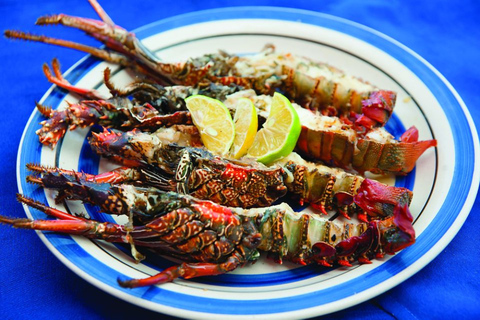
185, 95, 235, 155
231, 98, 258, 159
247, 92, 301, 164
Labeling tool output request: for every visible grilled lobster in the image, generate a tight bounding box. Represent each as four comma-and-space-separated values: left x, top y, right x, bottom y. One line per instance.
1, 0, 424, 292
36, 60, 243, 147
34, 65, 436, 175
5, 0, 395, 128
27, 137, 412, 221
227, 90, 437, 175
2, 183, 415, 288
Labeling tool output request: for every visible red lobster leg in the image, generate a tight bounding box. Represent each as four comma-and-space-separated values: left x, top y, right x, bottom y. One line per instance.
0, 214, 102, 235
3, 29, 130, 68
27, 163, 141, 184
87, 0, 115, 26
17, 194, 84, 221
7, 194, 158, 242
1, 210, 126, 243
310, 203, 329, 215
118, 254, 243, 288
43, 58, 106, 100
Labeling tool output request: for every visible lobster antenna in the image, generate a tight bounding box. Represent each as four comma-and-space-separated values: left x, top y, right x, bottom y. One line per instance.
4, 30, 129, 67
88, 0, 115, 27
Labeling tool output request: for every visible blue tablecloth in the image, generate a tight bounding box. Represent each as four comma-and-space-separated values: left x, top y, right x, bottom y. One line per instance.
1, 0, 479, 319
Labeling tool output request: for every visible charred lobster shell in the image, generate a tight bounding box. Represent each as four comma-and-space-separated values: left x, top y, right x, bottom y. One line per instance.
2, 185, 415, 288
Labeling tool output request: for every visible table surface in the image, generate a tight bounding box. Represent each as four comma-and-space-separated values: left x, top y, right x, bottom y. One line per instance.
1, 0, 479, 319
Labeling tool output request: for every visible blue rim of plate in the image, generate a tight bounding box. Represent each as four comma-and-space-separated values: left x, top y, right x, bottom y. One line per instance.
16, 6, 479, 318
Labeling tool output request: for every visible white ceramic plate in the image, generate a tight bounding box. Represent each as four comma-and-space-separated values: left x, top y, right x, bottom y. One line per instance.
17, 7, 479, 319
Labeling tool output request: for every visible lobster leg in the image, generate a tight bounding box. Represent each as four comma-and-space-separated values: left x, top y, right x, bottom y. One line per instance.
118, 253, 244, 288
27, 163, 142, 184
0, 210, 132, 242
17, 194, 84, 221
43, 58, 106, 100
0, 211, 161, 244
25, 170, 136, 216
42, 50, 167, 101
0, 214, 104, 235
12, 194, 161, 242
34, 13, 135, 55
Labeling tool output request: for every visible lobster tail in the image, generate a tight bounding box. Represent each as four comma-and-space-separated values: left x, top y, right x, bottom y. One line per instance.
353, 137, 437, 175
10, 151, 419, 289
378, 203, 415, 254
355, 90, 396, 129
253, 202, 415, 268
353, 179, 413, 218
295, 123, 436, 175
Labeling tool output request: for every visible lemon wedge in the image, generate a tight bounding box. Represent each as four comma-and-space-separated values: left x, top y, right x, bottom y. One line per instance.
231, 98, 258, 159
247, 92, 301, 164
185, 95, 235, 155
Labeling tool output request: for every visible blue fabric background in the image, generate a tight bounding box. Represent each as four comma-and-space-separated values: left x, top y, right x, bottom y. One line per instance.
1, 0, 479, 319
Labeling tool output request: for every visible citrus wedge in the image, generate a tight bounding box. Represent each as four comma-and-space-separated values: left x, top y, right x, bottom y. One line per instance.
185, 95, 235, 155
231, 98, 258, 159
247, 92, 301, 164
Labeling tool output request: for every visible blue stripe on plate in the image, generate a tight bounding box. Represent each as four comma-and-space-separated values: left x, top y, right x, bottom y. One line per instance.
18, 7, 476, 316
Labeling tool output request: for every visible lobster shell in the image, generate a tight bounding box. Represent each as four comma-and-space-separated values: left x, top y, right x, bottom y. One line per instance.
296, 125, 437, 175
